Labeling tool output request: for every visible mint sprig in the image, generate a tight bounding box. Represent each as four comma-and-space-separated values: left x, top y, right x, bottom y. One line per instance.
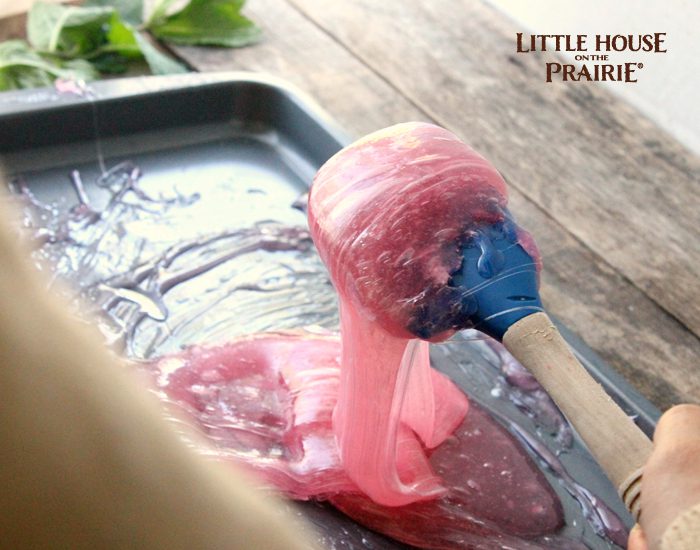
150, 0, 261, 47
0, 39, 97, 90
0, 0, 261, 91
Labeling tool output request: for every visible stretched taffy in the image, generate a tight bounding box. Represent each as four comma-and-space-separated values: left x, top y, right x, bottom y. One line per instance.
309, 122, 651, 516
307, 122, 539, 505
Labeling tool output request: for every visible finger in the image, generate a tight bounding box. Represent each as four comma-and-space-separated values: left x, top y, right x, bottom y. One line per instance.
641, 404, 700, 548
627, 524, 648, 550
653, 404, 700, 449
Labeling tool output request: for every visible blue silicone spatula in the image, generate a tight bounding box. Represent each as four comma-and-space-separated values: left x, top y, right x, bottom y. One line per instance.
448, 211, 652, 520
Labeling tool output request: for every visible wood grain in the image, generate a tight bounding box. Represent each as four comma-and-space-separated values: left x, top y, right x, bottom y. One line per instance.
170, 0, 426, 137
0, 13, 26, 42
288, 0, 700, 342
169, 0, 700, 409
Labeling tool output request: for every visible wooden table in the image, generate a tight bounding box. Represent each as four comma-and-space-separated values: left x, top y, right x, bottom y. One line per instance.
2, 0, 699, 410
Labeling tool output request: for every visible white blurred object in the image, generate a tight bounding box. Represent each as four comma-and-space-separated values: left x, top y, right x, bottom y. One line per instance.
487, 0, 700, 155
0, 0, 67, 20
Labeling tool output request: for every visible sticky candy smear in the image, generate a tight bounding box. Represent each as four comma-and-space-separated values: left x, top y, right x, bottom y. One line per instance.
150, 332, 568, 548
145, 123, 566, 546
307, 122, 539, 504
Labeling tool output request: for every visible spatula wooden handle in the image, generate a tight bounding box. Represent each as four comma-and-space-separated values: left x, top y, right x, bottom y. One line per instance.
503, 312, 652, 518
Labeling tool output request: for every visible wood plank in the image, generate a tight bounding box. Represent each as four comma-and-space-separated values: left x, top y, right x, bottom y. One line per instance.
169, 2, 424, 138
511, 191, 700, 409
0, 13, 27, 42
288, 0, 700, 343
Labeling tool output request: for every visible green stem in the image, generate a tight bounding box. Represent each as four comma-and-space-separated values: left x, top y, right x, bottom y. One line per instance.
37, 44, 142, 61
0, 60, 66, 77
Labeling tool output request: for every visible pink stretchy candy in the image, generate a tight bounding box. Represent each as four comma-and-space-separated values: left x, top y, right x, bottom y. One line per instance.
144, 122, 564, 546
148, 332, 564, 547
309, 122, 521, 341
307, 122, 539, 505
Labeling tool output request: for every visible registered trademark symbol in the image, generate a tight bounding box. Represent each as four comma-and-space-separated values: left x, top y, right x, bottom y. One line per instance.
638, 63, 644, 68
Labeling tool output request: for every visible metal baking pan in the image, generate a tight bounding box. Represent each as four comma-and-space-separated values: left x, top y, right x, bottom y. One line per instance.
0, 73, 660, 549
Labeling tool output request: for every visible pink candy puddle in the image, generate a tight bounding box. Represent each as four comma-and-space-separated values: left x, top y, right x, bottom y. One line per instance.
150, 333, 562, 548
148, 123, 564, 547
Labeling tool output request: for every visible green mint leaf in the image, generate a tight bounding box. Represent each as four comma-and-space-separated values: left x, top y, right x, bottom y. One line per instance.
106, 13, 143, 58
99, 12, 187, 75
28, 2, 114, 55
0, 40, 97, 91
0, 40, 55, 90
145, 0, 183, 28
103, 11, 188, 75
150, 0, 261, 47
133, 32, 188, 74
84, 0, 144, 26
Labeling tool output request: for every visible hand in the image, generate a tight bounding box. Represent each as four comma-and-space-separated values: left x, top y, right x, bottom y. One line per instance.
628, 404, 700, 550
